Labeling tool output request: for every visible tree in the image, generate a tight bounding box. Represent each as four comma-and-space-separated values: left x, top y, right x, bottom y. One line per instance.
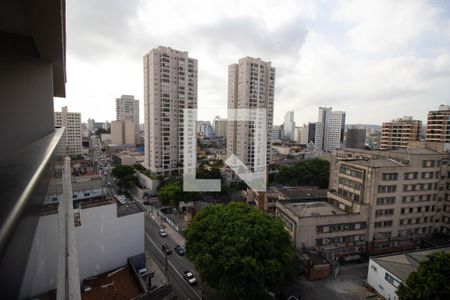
185, 202, 295, 299
273, 158, 330, 188
112, 165, 135, 178
396, 251, 450, 300
158, 179, 199, 206
112, 165, 137, 188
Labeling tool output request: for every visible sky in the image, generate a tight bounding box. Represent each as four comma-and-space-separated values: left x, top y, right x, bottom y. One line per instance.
54, 0, 450, 126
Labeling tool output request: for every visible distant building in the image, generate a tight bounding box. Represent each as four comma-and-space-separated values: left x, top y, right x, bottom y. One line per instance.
314, 107, 346, 152
283, 111, 295, 141
87, 118, 95, 131
380, 116, 421, 150
111, 119, 136, 145
293, 126, 302, 143
54, 106, 82, 156
346, 128, 366, 149
300, 124, 309, 144
144, 46, 197, 175
116, 95, 139, 144
308, 122, 316, 144
227, 57, 275, 170
197, 121, 214, 138
213, 116, 227, 138
367, 247, 450, 300
426, 105, 450, 146
272, 125, 282, 141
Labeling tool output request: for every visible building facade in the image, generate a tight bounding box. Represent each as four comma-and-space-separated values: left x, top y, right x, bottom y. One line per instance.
143, 46, 197, 175
283, 110, 295, 141
54, 106, 82, 156
314, 107, 346, 152
116, 95, 139, 144
426, 105, 450, 147
380, 116, 421, 150
346, 128, 366, 149
329, 142, 449, 253
111, 119, 136, 145
226, 57, 275, 170
213, 116, 227, 138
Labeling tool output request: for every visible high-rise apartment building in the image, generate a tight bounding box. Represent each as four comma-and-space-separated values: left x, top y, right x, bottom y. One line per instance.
314, 107, 346, 152
380, 116, 421, 150
283, 111, 295, 141
426, 105, 450, 146
299, 124, 309, 144
54, 106, 82, 156
143, 46, 197, 175
227, 57, 275, 170
213, 116, 227, 138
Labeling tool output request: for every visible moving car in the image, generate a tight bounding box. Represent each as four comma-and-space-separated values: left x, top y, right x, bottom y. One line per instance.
162, 243, 172, 255
175, 245, 185, 256
158, 229, 167, 237
183, 271, 197, 285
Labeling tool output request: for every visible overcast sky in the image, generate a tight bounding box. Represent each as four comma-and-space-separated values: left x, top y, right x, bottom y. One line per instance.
54, 0, 450, 126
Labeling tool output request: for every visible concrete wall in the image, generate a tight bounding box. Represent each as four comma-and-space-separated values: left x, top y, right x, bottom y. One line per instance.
137, 171, 159, 195
0, 34, 55, 157
367, 259, 400, 300
20, 203, 144, 299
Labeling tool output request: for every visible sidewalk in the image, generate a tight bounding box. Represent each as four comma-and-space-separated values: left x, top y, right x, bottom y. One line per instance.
162, 219, 186, 247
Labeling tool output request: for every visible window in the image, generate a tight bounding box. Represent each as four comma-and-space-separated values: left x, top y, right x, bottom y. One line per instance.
382, 173, 398, 181
385, 273, 401, 288
378, 185, 397, 193
422, 160, 435, 168
404, 172, 418, 180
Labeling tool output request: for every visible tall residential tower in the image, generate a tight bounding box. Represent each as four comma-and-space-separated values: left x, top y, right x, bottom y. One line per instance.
143, 46, 198, 175
226, 57, 275, 170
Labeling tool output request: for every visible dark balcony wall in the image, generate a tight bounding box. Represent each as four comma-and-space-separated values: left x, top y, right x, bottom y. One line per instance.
0, 33, 55, 158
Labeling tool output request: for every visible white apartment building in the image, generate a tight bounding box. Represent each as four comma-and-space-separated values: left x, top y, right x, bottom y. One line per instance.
315, 107, 346, 152
143, 46, 197, 175
227, 57, 275, 170
283, 111, 295, 141
54, 106, 82, 156
300, 124, 309, 144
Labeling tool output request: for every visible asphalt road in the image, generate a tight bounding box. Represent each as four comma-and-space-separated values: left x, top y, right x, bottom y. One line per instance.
145, 213, 202, 300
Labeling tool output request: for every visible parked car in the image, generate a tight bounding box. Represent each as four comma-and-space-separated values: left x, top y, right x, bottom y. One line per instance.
183, 271, 197, 285
158, 229, 167, 237
175, 245, 185, 256
162, 243, 172, 255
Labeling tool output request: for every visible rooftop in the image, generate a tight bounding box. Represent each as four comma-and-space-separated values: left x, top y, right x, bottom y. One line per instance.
283, 201, 347, 218
372, 247, 450, 282
349, 159, 403, 168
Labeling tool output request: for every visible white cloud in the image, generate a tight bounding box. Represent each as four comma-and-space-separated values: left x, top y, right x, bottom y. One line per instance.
57, 0, 450, 127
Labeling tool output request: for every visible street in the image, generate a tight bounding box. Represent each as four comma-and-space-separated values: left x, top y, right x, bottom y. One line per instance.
145, 212, 202, 300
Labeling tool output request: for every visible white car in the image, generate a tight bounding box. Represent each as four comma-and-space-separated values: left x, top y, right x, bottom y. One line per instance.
183, 271, 197, 285
158, 229, 167, 237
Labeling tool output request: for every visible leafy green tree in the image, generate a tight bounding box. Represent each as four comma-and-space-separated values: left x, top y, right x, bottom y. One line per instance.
118, 173, 138, 189
112, 165, 135, 178
397, 251, 450, 300
185, 202, 295, 299
274, 158, 330, 188
158, 179, 199, 206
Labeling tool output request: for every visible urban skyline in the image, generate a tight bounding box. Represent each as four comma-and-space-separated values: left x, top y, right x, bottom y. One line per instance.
54, 0, 450, 125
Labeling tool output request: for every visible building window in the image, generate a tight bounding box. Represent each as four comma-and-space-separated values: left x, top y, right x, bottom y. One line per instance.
382, 173, 398, 181
422, 160, 435, 168
378, 185, 397, 193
